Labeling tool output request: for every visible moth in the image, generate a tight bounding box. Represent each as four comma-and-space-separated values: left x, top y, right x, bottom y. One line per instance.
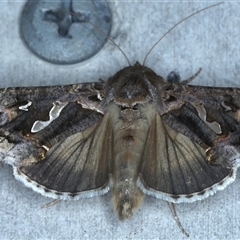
1, 2, 240, 235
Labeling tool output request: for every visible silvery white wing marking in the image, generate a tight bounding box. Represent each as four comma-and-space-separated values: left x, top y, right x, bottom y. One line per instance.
0, 63, 240, 221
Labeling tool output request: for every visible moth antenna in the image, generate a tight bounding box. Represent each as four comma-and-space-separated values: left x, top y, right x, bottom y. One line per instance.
143, 2, 224, 66
168, 202, 189, 237
56, 9, 131, 66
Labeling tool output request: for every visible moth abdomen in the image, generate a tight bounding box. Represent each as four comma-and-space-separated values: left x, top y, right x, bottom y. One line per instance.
112, 179, 144, 220
112, 129, 146, 219
109, 103, 154, 219
112, 149, 145, 219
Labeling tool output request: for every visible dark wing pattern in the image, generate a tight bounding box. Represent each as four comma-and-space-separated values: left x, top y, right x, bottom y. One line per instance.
0, 83, 114, 199
15, 113, 113, 199
139, 85, 240, 203
0, 83, 104, 165
139, 113, 235, 203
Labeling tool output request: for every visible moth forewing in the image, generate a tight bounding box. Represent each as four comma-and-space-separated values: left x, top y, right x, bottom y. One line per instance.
0, 83, 105, 165
179, 85, 240, 168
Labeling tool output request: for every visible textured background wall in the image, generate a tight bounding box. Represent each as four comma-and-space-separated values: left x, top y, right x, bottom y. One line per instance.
1, 1, 240, 239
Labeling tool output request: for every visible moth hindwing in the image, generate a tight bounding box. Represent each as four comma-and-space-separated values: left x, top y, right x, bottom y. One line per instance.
1, 62, 240, 221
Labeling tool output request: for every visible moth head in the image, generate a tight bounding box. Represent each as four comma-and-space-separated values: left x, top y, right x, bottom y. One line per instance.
105, 62, 165, 107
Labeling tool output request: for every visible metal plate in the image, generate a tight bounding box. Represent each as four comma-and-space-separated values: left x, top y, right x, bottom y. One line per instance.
20, 0, 112, 65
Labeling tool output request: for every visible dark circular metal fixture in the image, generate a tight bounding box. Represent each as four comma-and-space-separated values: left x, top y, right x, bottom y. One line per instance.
20, 0, 112, 64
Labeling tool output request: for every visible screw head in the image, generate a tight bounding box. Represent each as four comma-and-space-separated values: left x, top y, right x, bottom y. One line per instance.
20, 0, 112, 65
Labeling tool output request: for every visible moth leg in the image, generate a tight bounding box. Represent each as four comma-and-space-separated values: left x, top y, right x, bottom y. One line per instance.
166, 68, 202, 84
168, 202, 189, 237
181, 68, 202, 84
41, 199, 61, 208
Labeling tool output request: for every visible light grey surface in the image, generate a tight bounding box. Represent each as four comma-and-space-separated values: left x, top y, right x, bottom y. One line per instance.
1, 1, 240, 239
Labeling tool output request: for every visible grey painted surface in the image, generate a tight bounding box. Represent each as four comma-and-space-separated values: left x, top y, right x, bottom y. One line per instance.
1, 1, 240, 239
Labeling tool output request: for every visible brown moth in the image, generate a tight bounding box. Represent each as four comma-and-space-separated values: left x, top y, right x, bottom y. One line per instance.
0, 2, 240, 236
